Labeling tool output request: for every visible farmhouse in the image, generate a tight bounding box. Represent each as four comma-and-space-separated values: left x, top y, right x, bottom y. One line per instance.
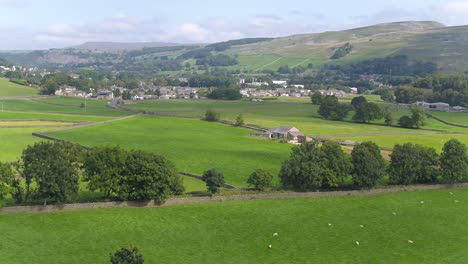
413, 101, 450, 111
265, 126, 306, 143
94, 90, 114, 100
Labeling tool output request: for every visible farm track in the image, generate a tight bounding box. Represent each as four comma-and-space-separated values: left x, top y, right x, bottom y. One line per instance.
2, 183, 467, 215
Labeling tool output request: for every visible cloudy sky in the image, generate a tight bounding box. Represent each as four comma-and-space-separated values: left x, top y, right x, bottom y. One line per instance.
1, 0, 468, 50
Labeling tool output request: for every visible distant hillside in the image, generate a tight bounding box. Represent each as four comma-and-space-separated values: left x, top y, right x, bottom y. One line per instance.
2, 21, 468, 73
69, 41, 181, 51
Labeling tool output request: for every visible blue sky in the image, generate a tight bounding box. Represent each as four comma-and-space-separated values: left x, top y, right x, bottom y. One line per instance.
1, 0, 468, 50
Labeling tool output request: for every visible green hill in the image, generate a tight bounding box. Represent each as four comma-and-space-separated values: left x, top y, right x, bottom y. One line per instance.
0, 78, 39, 97
2, 21, 468, 73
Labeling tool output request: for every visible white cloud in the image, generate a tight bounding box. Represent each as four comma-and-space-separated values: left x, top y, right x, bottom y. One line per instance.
442, 1, 468, 15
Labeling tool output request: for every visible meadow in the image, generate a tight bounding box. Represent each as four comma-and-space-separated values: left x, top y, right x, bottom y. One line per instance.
47, 115, 292, 187
1, 188, 468, 263
0, 78, 39, 97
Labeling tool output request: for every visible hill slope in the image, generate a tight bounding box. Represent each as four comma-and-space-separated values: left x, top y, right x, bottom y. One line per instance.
69, 41, 181, 51
2, 21, 468, 73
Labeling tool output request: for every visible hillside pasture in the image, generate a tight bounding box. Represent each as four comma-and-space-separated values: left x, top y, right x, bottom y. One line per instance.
47, 115, 292, 187
1, 188, 468, 263
0, 78, 39, 97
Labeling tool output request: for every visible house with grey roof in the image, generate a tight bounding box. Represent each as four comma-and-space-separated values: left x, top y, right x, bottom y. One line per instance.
265, 126, 306, 143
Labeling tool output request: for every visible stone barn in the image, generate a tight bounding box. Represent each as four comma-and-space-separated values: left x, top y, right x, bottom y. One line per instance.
265, 126, 306, 143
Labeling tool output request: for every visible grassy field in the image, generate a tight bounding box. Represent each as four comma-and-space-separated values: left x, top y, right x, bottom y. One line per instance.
1, 188, 468, 263
0, 97, 130, 117
0, 78, 39, 97
0, 111, 116, 122
47, 115, 292, 187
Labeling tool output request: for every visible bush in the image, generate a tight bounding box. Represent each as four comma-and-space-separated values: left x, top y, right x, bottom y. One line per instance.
202, 169, 225, 193
235, 114, 244, 126
440, 139, 468, 183
247, 169, 273, 190
351, 142, 386, 189
204, 109, 220, 121
389, 143, 439, 185
110, 245, 144, 264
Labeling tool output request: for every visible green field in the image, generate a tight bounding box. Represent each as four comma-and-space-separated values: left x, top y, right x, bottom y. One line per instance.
1, 188, 468, 263
47, 115, 292, 187
0, 78, 39, 97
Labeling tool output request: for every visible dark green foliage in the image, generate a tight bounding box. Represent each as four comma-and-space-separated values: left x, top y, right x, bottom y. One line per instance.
110, 245, 144, 264
202, 169, 225, 193
350, 96, 367, 109
414, 74, 468, 106
320, 141, 353, 188
389, 143, 439, 185
235, 114, 244, 126
207, 88, 242, 100
351, 142, 386, 189
278, 65, 291, 74
0, 162, 13, 202
375, 88, 395, 102
21, 141, 83, 202
352, 102, 383, 123
204, 109, 220, 121
318, 95, 351, 121
398, 115, 414, 128
440, 139, 468, 183
279, 142, 351, 190
83, 146, 127, 198
188, 75, 237, 88
395, 86, 426, 103
247, 169, 274, 190
384, 110, 394, 126
118, 150, 183, 202
196, 54, 238, 66
205, 38, 274, 51
310, 92, 323, 105
411, 106, 425, 128
331, 43, 353, 59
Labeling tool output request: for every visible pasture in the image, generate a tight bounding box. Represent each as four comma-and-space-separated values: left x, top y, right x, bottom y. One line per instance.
47, 115, 292, 187
1, 188, 468, 263
0, 78, 39, 97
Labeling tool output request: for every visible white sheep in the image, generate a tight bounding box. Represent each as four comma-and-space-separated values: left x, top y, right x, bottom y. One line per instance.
268, 244, 272, 249
355, 241, 360, 246
360, 225, 364, 228
455, 200, 460, 203
408, 240, 414, 244
273, 233, 279, 236
328, 223, 332, 226
420, 201, 425, 204
392, 212, 397, 215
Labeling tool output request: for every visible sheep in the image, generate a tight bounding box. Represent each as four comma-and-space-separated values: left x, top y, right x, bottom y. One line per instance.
355, 241, 360, 246
392, 212, 397, 215
268, 244, 272, 249
273, 233, 279, 236
408, 240, 414, 244
454, 200, 460, 203
328, 223, 332, 227
450, 192, 454, 195
360, 225, 364, 228
420, 201, 425, 204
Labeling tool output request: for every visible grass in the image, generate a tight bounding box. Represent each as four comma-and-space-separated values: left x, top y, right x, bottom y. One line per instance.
0, 98, 130, 117
47, 115, 292, 187
0, 111, 116, 122
1, 188, 468, 263
0, 78, 39, 97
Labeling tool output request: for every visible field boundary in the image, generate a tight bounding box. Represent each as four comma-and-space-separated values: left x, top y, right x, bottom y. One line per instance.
426, 112, 468, 128
2, 183, 467, 214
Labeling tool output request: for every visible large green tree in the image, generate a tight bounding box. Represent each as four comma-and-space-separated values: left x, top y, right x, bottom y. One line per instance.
440, 139, 468, 183
247, 169, 273, 191
202, 168, 225, 193
318, 95, 351, 121
351, 142, 386, 189
352, 102, 384, 123
118, 150, 184, 202
310, 92, 323, 105
21, 141, 83, 202
411, 106, 425, 128
350, 96, 367, 109
83, 146, 127, 198
389, 143, 439, 185
0, 162, 13, 204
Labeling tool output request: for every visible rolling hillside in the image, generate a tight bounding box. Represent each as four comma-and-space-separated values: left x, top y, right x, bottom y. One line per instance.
2, 21, 468, 72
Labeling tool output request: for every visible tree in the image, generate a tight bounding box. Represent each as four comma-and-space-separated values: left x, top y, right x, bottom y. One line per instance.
279, 142, 351, 190
318, 95, 351, 121
351, 142, 386, 189
111, 245, 144, 264
440, 139, 468, 183
352, 102, 383, 123
379, 89, 394, 102
247, 169, 273, 191
395, 86, 425, 104
310, 92, 323, 105
207, 88, 242, 100
202, 169, 225, 193
21, 141, 83, 202
351, 96, 367, 109
204, 109, 220, 121
118, 150, 184, 202
235, 114, 244, 126
0, 162, 13, 203
83, 146, 127, 198
389, 143, 439, 185
384, 109, 394, 126
320, 141, 353, 188
411, 106, 425, 128
398, 115, 414, 128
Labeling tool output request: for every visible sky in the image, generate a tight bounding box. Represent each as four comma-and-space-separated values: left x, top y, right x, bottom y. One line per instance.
1, 0, 468, 50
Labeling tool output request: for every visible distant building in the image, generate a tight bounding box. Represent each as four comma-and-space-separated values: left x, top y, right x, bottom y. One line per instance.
413, 101, 450, 111
265, 126, 306, 143
94, 90, 114, 100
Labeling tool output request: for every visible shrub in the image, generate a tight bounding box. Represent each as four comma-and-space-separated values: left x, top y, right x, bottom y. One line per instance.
202, 169, 225, 193
247, 169, 273, 190
440, 139, 468, 183
110, 245, 144, 264
204, 109, 220, 121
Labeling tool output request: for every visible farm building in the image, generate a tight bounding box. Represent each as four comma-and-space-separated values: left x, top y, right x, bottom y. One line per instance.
265, 126, 306, 143
94, 90, 114, 100
413, 101, 450, 111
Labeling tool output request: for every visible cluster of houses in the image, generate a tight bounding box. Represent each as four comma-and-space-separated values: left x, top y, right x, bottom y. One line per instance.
241, 88, 312, 98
